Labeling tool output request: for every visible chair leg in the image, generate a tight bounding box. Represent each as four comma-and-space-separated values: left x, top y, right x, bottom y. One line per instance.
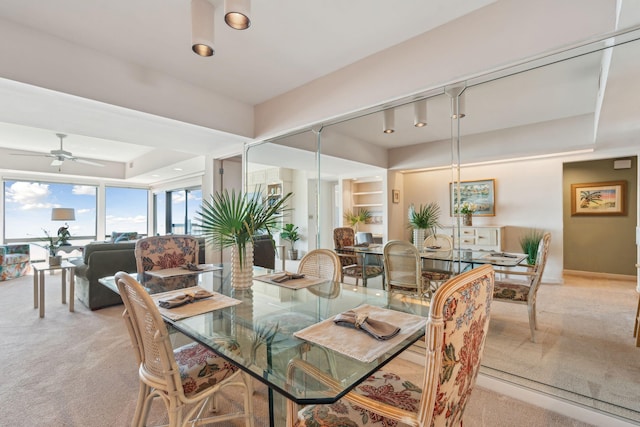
132, 382, 150, 427
635, 295, 640, 347
528, 304, 536, 343
243, 372, 255, 427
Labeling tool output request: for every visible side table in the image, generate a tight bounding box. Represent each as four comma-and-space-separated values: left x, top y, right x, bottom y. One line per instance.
32, 261, 76, 318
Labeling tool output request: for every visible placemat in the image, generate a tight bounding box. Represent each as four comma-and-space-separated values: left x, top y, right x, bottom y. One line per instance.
145, 264, 222, 278
253, 273, 326, 289
293, 304, 426, 363
151, 286, 241, 320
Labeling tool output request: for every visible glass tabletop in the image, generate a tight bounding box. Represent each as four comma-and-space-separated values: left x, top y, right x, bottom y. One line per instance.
99, 265, 430, 405
346, 244, 527, 267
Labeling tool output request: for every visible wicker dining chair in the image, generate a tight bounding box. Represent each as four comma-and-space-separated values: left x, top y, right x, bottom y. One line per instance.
382, 240, 425, 298
297, 248, 341, 283
115, 272, 254, 427
134, 235, 199, 293
333, 227, 384, 287
492, 232, 551, 343
287, 264, 495, 427
422, 234, 455, 298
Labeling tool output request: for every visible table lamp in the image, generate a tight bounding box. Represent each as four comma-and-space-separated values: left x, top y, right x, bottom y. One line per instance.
51, 208, 75, 246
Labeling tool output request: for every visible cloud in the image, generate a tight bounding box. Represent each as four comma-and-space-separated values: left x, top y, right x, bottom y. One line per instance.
72, 185, 96, 195
5, 182, 54, 209
77, 208, 92, 214
106, 215, 147, 224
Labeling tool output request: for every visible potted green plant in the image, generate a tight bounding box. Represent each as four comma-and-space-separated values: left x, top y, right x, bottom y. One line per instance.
408, 202, 441, 250
343, 209, 371, 232
42, 229, 62, 266
196, 188, 292, 288
520, 228, 545, 265
280, 223, 300, 260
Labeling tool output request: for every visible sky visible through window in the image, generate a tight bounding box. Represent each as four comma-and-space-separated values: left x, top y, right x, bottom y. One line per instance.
105, 186, 148, 235
4, 180, 148, 241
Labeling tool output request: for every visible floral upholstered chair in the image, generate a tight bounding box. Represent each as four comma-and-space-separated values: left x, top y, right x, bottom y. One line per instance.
333, 227, 384, 287
134, 235, 199, 292
288, 264, 495, 427
115, 272, 254, 427
492, 232, 551, 343
0, 244, 31, 281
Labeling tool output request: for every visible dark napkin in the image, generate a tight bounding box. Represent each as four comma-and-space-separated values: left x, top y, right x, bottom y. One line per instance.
271, 273, 305, 283
158, 289, 214, 309
181, 263, 202, 271
333, 310, 401, 340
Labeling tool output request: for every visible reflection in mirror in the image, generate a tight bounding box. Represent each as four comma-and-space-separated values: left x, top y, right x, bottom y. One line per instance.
259, 27, 640, 422
245, 130, 386, 265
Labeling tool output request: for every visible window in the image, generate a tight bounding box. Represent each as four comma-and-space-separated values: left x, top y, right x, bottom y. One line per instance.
3, 180, 97, 242
153, 187, 202, 235
105, 186, 148, 237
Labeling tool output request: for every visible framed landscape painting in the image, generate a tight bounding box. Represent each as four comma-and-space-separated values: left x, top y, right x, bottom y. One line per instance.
450, 179, 495, 216
571, 180, 626, 216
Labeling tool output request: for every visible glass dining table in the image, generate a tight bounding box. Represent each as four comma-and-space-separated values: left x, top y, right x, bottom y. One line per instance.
99, 265, 430, 426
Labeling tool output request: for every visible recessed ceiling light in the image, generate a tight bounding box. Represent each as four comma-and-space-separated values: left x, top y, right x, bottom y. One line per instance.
173, 167, 183, 171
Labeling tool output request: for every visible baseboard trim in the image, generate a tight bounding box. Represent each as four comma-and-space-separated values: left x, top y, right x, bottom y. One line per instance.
563, 269, 636, 281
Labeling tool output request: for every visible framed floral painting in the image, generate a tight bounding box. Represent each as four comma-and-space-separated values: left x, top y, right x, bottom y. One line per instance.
571, 180, 626, 216
450, 179, 495, 216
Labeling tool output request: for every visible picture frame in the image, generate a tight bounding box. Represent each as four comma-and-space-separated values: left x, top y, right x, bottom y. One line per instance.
571, 180, 626, 216
450, 179, 496, 216
392, 189, 400, 204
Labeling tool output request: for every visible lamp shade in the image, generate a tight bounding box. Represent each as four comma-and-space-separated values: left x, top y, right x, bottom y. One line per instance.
192, 0, 215, 57
51, 208, 76, 221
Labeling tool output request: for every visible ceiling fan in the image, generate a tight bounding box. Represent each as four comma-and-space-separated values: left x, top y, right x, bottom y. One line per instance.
12, 133, 105, 168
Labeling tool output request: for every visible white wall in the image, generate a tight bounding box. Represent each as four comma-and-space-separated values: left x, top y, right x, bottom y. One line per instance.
400, 146, 640, 284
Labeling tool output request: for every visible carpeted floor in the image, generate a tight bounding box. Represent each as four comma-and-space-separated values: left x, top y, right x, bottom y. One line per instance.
0, 272, 616, 426
481, 273, 640, 423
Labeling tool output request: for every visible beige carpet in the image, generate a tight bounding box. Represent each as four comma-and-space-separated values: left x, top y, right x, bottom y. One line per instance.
481, 273, 640, 422
0, 272, 597, 426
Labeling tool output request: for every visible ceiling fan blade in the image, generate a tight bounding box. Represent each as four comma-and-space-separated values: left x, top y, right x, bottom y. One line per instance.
72, 158, 105, 167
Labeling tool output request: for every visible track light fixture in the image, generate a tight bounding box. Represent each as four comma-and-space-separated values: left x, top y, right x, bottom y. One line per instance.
383, 109, 395, 134
450, 91, 466, 119
191, 0, 215, 57
224, 0, 251, 30
414, 100, 427, 127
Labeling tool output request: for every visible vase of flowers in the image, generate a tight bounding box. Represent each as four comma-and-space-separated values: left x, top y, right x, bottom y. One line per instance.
455, 202, 477, 226
42, 229, 62, 265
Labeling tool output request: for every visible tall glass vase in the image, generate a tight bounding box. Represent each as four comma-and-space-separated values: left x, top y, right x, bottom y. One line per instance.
413, 229, 427, 251
464, 213, 473, 226
231, 242, 254, 288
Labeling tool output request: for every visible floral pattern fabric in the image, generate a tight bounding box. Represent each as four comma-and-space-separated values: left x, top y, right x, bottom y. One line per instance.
295, 268, 494, 427
174, 341, 239, 398
134, 236, 199, 272
0, 245, 30, 281
493, 281, 529, 301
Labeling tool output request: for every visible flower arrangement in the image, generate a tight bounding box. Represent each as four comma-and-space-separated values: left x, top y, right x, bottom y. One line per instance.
407, 202, 441, 235
454, 201, 477, 215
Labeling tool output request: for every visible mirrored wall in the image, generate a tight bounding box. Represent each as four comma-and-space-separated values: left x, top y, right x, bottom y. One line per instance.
245, 26, 640, 422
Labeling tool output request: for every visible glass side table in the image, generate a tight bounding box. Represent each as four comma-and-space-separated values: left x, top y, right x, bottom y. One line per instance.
32, 261, 76, 318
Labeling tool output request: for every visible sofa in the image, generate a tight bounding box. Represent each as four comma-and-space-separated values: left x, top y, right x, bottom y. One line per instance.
74, 235, 274, 310
74, 241, 137, 310
0, 244, 31, 281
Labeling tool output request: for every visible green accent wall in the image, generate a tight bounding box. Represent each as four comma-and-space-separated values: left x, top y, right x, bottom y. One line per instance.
563, 157, 637, 275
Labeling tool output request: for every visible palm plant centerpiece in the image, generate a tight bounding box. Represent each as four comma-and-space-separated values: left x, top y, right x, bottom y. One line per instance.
520, 228, 545, 265
343, 209, 371, 232
196, 189, 292, 288
408, 202, 441, 251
